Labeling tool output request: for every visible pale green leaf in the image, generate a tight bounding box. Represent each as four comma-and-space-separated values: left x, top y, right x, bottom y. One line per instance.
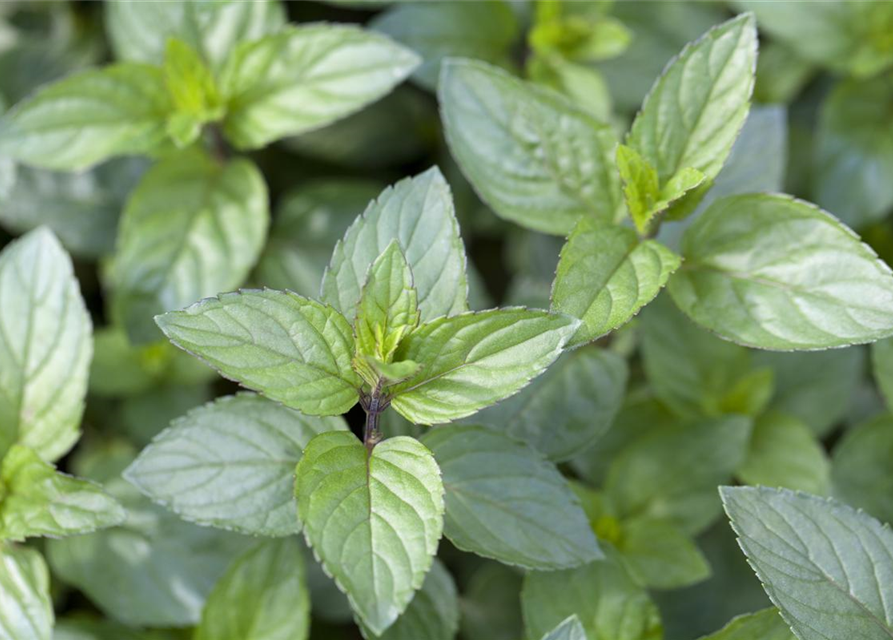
389, 308, 579, 424
0, 445, 124, 542
125, 393, 346, 537
615, 144, 660, 234
738, 412, 830, 494
439, 58, 622, 235
0, 64, 172, 171
620, 517, 711, 590
360, 358, 421, 387
697, 608, 794, 640
721, 486, 893, 640
219, 25, 419, 149
831, 415, 893, 525
874, 338, 893, 411
0, 227, 91, 462
195, 539, 309, 640
156, 289, 362, 416
113, 149, 269, 343
321, 167, 468, 323
522, 557, 662, 640
421, 425, 601, 570
671, 193, 893, 350
539, 616, 586, 640
0, 543, 51, 640
527, 54, 613, 122
162, 39, 222, 146
551, 217, 681, 347
468, 347, 627, 461
295, 431, 444, 636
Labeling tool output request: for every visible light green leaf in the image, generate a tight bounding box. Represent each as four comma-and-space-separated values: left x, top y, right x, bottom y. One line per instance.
527, 54, 613, 122
616, 144, 660, 234
522, 557, 662, 640
551, 217, 681, 347
195, 539, 309, 640
620, 517, 710, 590
721, 486, 893, 640
390, 308, 579, 424
468, 347, 627, 461
372, 1, 518, 91
439, 58, 622, 235
112, 149, 269, 344
321, 167, 468, 324
670, 193, 893, 350
0, 227, 91, 462
738, 412, 830, 494
156, 289, 362, 416
360, 358, 421, 387
162, 39, 222, 146
360, 559, 458, 640
421, 425, 601, 570
295, 431, 444, 636
0, 543, 52, 640
0, 445, 124, 542
697, 608, 795, 640
0, 64, 172, 171
354, 241, 419, 364
627, 14, 756, 219
539, 616, 586, 640
831, 415, 893, 525
874, 338, 893, 411
125, 393, 346, 537
219, 25, 419, 149
606, 415, 752, 535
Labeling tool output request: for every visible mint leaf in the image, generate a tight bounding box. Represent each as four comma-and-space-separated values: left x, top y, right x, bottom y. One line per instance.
371, 1, 519, 91
831, 415, 893, 525
551, 218, 680, 347
219, 25, 419, 149
162, 39, 222, 146
627, 14, 756, 219
195, 539, 310, 640
670, 193, 893, 350
461, 563, 524, 640
295, 431, 444, 636
125, 393, 346, 537
354, 241, 419, 365
439, 58, 622, 235
390, 309, 579, 424
619, 516, 710, 590
0, 228, 91, 462
0, 445, 124, 542
539, 616, 586, 640
321, 167, 468, 324
697, 609, 794, 640
0, 64, 172, 171
113, 149, 269, 343
0, 543, 52, 640
156, 290, 361, 416
522, 557, 662, 640
615, 144, 661, 233
721, 486, 893, 640
421, 425, 601, 570
469, 347, 627, 461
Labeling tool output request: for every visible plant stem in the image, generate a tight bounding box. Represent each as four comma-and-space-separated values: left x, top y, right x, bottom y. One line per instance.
364, 381, 384, 454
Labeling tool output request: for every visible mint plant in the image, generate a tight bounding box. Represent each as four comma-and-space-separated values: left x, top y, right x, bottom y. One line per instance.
2, 1, 893, 639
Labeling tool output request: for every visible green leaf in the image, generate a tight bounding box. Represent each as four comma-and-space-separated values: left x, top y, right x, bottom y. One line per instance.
112, 149, 269, 344
721, 486, 893, 640
551, 217, 681, 347
521, 557, 662, 640
616, 144, 660, 233
606, 415, 752, 535
0, 64, 172, 171
162, 39, 222, 146
627, 14, 757, 219
52, 618, 171, 640
814, 77, 893, 229
421, 425, 601, 570
124, 393, 346, 537
468, 347, 627, 461
371, 1, 519, 91
439, 58, 622, 235
156, 289, 362, 416
670, 193, 893, 350
617, 516, 710, 590
874, 338, 893, 411
195, 539, 309, 640
0, 445, 124, 542
354, 241, 419, 364
321, 167, 468, 324
697, 608, 795, 640
295, 431, 444, 636
0, 227, 91, 462
0, 543, 52, 640
737, 412, 830, 494
389, 308, 579, 424
219, 25, 419, 149
831, 415, 893, 525
527, 54, 613, 122
539, 616, 586, 640
360, 559, 458, 640
460, 563, 523, 640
